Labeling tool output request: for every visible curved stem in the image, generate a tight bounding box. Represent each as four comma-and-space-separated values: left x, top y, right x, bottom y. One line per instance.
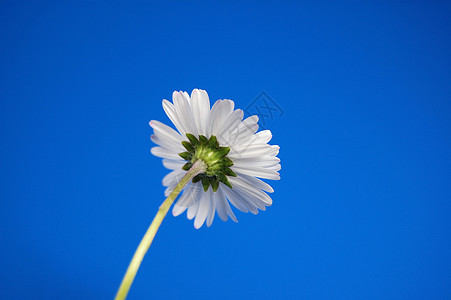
115, 160, 206, 300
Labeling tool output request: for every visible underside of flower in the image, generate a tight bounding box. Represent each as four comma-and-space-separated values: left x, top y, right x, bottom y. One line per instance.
150, 89, 280, 228
179, 133, 236, 192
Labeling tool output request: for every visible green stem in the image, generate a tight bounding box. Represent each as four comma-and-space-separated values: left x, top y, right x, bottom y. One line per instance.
115, 160, 207, 300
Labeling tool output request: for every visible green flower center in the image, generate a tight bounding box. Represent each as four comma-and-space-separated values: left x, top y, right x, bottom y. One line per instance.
179, 133, 236, 192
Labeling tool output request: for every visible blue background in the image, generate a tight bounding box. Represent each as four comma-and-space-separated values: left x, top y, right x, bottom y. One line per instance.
1, 1, 450, 299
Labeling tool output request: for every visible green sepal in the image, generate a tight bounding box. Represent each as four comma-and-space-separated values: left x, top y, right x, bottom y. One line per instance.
182, 162, 192, 171
179, 151, 192, 161
181, 141, 194, 153
221, 157, 234, 167
211, 179, 219, 192
208, 135, 219, 148
201, 177, 210, 191
179, 133, 235, 191
216, 146, 230, 158
217, 173, 233, 189
223, 167, 237, 177
192, 174, 201, 183
186, 133, 199, 147
199, 135, 208, 145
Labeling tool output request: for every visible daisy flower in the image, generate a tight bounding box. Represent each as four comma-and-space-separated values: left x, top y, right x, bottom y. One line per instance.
149, 89, 281, 228
116, 89, 280, 300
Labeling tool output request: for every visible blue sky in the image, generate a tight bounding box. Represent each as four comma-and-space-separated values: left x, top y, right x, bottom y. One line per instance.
1, 1, 450, 299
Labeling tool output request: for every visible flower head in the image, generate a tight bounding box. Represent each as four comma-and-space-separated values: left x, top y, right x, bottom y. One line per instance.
150, 89, 281, 228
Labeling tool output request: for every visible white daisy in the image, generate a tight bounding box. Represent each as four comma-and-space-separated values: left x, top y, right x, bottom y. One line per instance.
149, 89, 281, 229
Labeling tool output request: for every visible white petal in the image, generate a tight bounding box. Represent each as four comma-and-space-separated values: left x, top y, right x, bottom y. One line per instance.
221, 115, 259, 148
150, 135, 184, 152
215, 188, 229, 221
228, 144, 279, 159
252, 130, 272, 144
224, 186, 259, 214
217, 186, 238, 222
172, 201, 188, 217
222, 184, 251, 213
236, 115, 259, 138
190, 89, 210, 136
235, 171, 274, 193
217, 110, 244, 143
151, 146, 181, 160
180, 183, 203, 207
150, 134, 167, 148
162, 170, 185, 187
194, 191, 210, 229
149, 120, 183, 149
164, 185, 174, 197
173, 183, 198, 216
231, 165, 280, 180
173, 91, 198, 135
211, 100, 234, 136
149, 120, 183, 146
206, 100, 223, 136
187, 198, 200, 220
233, 156, 281, 168
162, 100, 186, 135
229, 176, 273, 206
240, 115, 259, 128
206, 189, 216, 227
162, 159, 185, 170
234, 185, 267, 212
